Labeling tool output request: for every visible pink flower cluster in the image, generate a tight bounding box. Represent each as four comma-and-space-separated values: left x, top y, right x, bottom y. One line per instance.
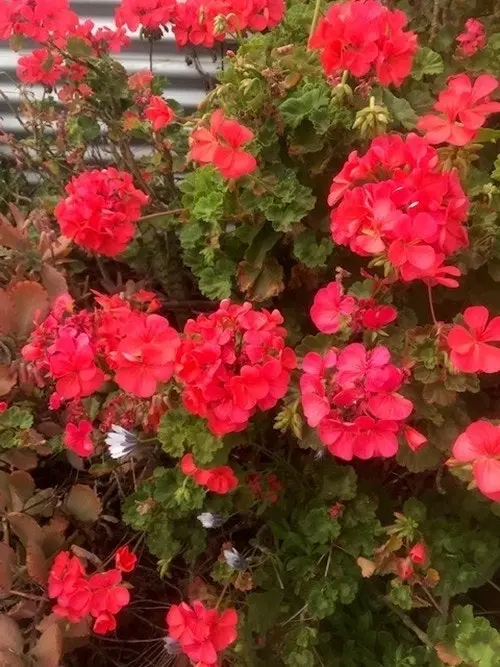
449, 420, 500, 502
456, 18, 486, 58
181, 453, 238, 494
300, 343, 419, 460
418, 74, 500, 146
189, 110, 257, 180
309, 0, 417, 87
54, 168, 149, 257
48, 548, 136, 634
328, 133, 469, 286
22, 293, 180, 411
310, 280, 397, 335
166, 600, 238, 666
176, 300, 296, 436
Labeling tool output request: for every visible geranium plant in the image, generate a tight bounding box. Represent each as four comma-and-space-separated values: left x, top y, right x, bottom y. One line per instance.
1, 0, 500, 665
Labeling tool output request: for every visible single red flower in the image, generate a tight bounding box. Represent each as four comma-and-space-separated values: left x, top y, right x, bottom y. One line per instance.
93, 611, 117, 635
49, 329, 105, 400
409, 542, 428, 565
115, 546, 137, 573
115, 0, 176, 31
0, 401, 7, 413
451, 420, 500, 502
17, 48, 65, 86
448, 306, 500, 373
89, 569, 130, 617
114, 314, 180, 398
145, 96, 175, 131
418, 74, 500, 146
361, 305, 397, 330
64, 420, 94, 457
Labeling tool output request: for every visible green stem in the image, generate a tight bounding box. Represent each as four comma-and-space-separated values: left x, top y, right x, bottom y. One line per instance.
308, 0, 323, 46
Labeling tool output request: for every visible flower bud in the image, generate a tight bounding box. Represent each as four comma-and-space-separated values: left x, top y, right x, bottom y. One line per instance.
396, 557, 414, 581
409, 541, 428, 565
353, 97, 389, 139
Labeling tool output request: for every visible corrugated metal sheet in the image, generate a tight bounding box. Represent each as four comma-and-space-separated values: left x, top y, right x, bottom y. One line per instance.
0, 0, 219, 135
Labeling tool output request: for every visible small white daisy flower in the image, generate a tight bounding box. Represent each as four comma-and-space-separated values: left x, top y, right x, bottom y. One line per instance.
197, 512, 226, 529
105, 424, 138, 460
223, 547, 247, 571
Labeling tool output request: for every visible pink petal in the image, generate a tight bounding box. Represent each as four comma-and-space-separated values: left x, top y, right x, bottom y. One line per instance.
474, 458, 500, 502
368, 392, 413, 420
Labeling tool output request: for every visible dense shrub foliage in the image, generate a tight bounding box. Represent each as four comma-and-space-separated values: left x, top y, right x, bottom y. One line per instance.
2, 0, 500, 665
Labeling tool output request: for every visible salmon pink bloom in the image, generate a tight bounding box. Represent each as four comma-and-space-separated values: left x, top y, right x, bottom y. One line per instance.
451, 420, 500, 502
48, 329, 105, 400
418, 74, 500, 146
114, 314, 180, 398
190, 110, 257, 179
166, 601, 238, 665
115, 546, 137, 573
402, 424, 428, 452
145, 96, 175, 131
64, 420, 94, 457
448, 306, 500, 374
456, 19, 486, 58
301, 344, 413, 460
409, 542, 428, 565
310, 281, 357, 334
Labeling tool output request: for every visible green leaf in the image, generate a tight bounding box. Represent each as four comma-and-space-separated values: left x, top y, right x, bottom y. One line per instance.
157, 408, 224, 465
411, 47, 444, 80
293, 230, 333, 268
0, 407, 33, 431
197, 257, 236, 300
382, 90, 418, 130
180, 166, 228, 224
237, 255, 284, 301
247, 590, 284, 633
66, 36, 93, 57
389, 582, 413, 610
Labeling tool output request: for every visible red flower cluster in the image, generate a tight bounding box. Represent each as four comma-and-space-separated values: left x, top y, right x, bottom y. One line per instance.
447, 306, 500, 374
310, 280, 397, 335
181, 454, 238, 494
247, 472, 282, 503
449, 420, 500, 502
456, 19, 486, 58
418, 74, 500, 146
55, 168, 149, 257
17, 48, 64, 86
172, 0, 284, 48
309, 0, 417, 87
176, 300, 296, 435
166, 600, 238, 665
115, 0, 176, 31
0, 0, 78, 43
189, 110, 257, 179
23, 293, 180, 417
300, 344, 417, 460
328, 133, 469, 285
48, 550, 135, 634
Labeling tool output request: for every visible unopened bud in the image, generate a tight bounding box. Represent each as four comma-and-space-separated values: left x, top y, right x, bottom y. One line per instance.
353, 97, 389, 138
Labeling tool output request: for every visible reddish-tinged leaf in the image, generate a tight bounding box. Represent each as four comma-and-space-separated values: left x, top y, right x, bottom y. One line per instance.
0, 615, 23, 655
0, 364, 17, 397
64, 484, 102, 523
8, 599, 38, 621
0, 652, 24, 667
7, 204, 27, 231
32, 621, 63, 667
357, 557, 377, 578
0, 211, 28, 250
9, 281, 49, 340
0, 291, 15, 336
8, 471, 35, 506
26, 540, 49, 586
40, 265, 68, 300
0, 449, 38, 470
0, 543, 16, 594
7, 512, 44, 547
237, 256, 284, 302
435, 643, 463, 665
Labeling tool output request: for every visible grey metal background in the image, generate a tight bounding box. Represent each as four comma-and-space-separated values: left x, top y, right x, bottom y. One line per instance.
0, 0, 217, 135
